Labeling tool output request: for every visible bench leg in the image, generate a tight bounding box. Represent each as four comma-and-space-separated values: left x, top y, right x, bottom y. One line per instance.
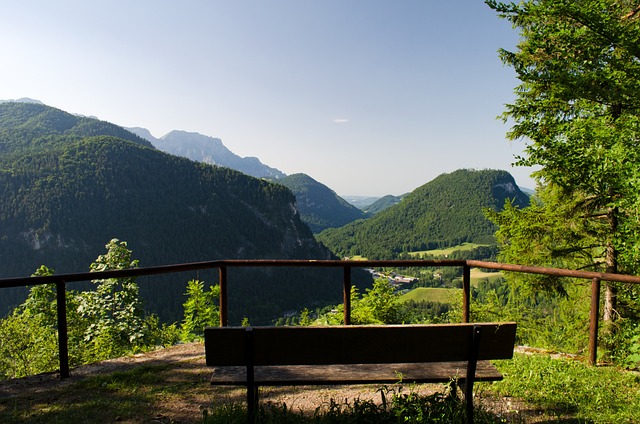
464, 325, 481, 424
464, 381, 474, 424
247, 384, 258, 424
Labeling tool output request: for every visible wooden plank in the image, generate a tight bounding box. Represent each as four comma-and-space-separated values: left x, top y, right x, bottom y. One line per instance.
204, 323, 517, 366
210, 361, 503, 385
476, 322, 517, 360
204, 327, 246, 366
248, 323, 516, 365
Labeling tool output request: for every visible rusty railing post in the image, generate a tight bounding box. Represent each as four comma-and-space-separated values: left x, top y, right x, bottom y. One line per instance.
462, 264, 471, 323
219, 266, 228, 327
343, 265, 351, 325
589, 277, 601, 365
56, 281, 70, 379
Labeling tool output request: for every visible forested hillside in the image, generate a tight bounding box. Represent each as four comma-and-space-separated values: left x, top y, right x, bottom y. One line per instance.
0, 102, 153, 154
317, 169, 529, 259
0, 102, 362, 324
273, 173, 367, 233
362, 194, 405, 215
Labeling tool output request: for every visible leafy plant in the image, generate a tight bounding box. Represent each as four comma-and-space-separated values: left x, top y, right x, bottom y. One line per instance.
0, 239, 183, 379
181, 279, 220, 340
77, 239, 148, 360
202, 388, 501, 424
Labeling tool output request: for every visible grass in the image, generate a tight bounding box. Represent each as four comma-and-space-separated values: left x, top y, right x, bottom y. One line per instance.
491, 353, 640, 423
408, 243, 489, 258
1, 351, 638, 423
0, 362, 211, 423
202, 389, 501, 424
470, 269, 504, 286
399, 270, 505, 304
399, 287, 459, 304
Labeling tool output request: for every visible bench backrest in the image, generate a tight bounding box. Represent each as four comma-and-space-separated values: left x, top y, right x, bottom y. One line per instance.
205, 322, 516, 366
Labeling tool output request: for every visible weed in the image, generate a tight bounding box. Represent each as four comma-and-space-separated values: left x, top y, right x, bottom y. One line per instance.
492, 353, 640, 423
202, 387, 502, 424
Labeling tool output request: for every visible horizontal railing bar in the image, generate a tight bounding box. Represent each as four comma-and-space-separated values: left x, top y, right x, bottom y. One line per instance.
467, 260, 640, 285
0, 259, 466, 289
1, 258, 639, 289
0, 260, 225, 289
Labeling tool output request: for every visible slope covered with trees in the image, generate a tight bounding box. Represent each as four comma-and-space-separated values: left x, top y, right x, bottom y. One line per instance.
0, 102, 355, 324
273, 173, 367, 233
0, 102, 153, 155
317, 169, 529, 259
362, 194, 406, 215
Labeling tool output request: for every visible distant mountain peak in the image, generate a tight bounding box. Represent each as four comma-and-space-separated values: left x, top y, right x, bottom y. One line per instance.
0, 97, 44, 105
127, 127, 156, 140
129, 127, 285, 180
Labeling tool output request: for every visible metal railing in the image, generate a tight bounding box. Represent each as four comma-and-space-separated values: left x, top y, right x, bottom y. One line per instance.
1, 258, 639, 378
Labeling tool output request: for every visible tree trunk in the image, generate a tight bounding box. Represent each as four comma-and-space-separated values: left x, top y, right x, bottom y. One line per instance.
603, 207, 618, 323
603, 282, 618, 322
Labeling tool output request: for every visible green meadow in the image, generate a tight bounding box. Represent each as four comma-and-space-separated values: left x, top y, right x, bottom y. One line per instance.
399, 287, 459, 304
408, 242, 489, 257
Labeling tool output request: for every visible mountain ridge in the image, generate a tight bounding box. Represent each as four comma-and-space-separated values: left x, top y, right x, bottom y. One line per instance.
0, 102, 354, 324
317, 169, 530, 259
129, 127, 286, 179
272, 173, 367, 233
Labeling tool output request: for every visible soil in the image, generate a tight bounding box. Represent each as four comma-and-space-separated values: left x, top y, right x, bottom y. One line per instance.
0, 343, 562, 423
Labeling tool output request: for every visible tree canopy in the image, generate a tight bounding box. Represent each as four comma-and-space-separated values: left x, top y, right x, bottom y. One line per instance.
486, 0, 640, 333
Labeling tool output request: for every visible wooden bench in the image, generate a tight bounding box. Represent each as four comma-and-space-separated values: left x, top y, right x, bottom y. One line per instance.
204, 322, 517, 424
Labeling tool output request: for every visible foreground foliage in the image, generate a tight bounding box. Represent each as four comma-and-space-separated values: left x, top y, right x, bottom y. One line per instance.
493, 353, 640, 424
0, 240, 179, 379
486, 0, 640, 368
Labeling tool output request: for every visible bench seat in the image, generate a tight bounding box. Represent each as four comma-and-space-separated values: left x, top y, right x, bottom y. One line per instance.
210, 360, 504, 386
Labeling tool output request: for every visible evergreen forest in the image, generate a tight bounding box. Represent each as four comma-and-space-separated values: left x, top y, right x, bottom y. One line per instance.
317, 169, 530, 259
0, 102, 370, 325
271, 173, 367, 233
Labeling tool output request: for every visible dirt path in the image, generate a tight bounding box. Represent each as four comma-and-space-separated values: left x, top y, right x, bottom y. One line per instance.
0, 342, 207, 399
0, 343, 548, 423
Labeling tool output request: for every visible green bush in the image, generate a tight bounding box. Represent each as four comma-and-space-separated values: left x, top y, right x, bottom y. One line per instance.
181, 279, 220, 341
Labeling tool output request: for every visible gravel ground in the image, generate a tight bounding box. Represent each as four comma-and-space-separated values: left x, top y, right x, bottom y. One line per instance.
0, 343, 550, 423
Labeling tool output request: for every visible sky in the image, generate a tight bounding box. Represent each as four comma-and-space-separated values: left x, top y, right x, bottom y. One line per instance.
0, 1, 536, 197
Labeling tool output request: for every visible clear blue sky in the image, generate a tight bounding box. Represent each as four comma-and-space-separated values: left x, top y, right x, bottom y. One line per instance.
1, 1, 535, 196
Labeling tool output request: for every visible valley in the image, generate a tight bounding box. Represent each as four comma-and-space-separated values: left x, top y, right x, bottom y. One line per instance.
1, 100, 639, 423
0, 100, 525, 326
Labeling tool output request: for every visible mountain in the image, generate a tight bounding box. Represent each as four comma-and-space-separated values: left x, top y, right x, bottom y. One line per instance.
129, 128, 286, 179
0, 102, 365, 324
316, 169, 530, 259
0, 98, 43, 105
362, 194, 406, 215
342, 195, 382, 209
272, 173, 367, 233
130, 129, 366, 232
0, 102, 153, 155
